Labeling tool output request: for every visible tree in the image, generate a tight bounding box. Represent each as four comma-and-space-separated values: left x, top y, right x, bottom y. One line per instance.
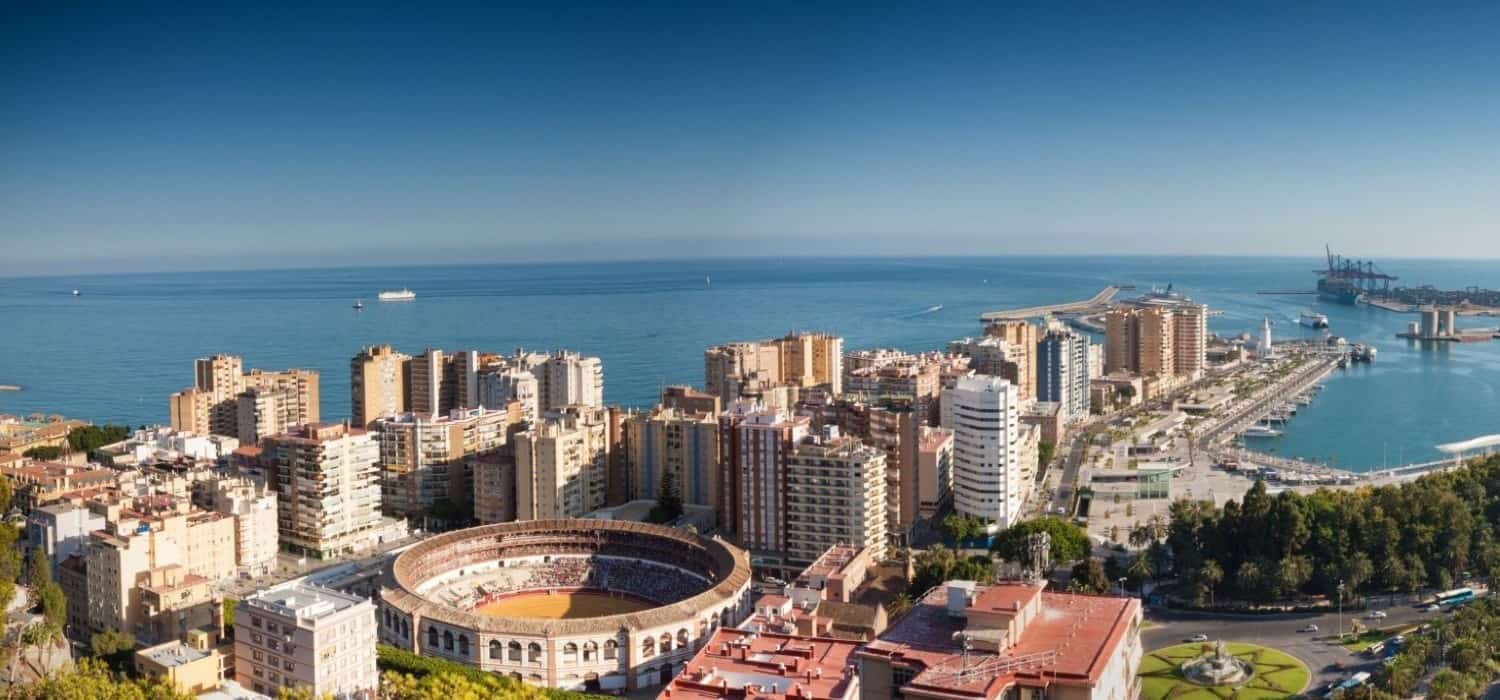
27, 547, 50, 588
21, 446, 61, 460
1428, 669, 1476, 700
991, 517, 1091, 567
885, 593, 913, 620
90, 630, 137, 673
13, 658, 194, 700
941, 514, 985, 544
1197, 559, 1223, 607
1069, 558, 1110, 594
911, 546, 959, 596
1038, 442, 1056, 468
1127, 553, 1153, 594
38, 583, 65, 629
647, 469, 684, 524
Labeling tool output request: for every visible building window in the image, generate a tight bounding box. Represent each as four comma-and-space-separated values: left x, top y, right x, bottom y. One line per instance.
284, 660, 294, 672
563, 643, 578, 663
659, 633, 672, 653
252, 616, 262, 629
458, 635, 469, 657
641, 637, 655, 658
252, 651, 263, 662
582, 641, 597, 662
528, 642, 541, 663
509, 641, 522, 662
428, 627, 439, 648
443, 631, 454, 651
490, 640, 502, 659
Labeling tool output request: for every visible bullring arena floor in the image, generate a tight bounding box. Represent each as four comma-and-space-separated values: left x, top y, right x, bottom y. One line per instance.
476, 589, 656, 619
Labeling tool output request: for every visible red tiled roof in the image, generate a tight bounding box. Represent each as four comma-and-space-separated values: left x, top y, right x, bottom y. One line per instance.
857, 583, 1138, 699
660, 628, 861, 700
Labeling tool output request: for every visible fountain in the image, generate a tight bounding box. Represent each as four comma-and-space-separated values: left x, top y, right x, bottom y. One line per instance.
1180, 640, 1253, 686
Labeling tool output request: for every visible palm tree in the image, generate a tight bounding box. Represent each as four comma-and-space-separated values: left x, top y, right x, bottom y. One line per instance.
1147, 514, 1168, 541
1128, 553, 1153, 595
1128, 524, 1150, 550
1200, 560, 1224, 607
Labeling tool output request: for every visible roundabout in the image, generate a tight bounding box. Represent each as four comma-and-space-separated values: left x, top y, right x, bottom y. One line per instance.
1139, 642, 1311, 700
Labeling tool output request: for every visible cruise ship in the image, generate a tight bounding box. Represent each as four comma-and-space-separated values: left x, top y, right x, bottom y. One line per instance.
1299, 311, 1329, 329
377, 289, 416, 301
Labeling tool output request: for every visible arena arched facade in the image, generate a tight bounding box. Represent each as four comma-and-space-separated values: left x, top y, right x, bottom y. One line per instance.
377, 519, 754, 693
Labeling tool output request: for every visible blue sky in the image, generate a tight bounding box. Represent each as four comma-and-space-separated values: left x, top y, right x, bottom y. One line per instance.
3, 2, 1499, 274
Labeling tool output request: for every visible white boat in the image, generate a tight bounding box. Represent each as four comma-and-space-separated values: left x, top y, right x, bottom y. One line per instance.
1299, 311, 1329, 329
71, 289, 80, 296
353, 300, 364, 310
377, 289, 415, 301
1242, 425, 1283, 438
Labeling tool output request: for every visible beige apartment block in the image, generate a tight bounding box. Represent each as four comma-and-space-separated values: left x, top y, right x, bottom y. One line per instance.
785, 433, 887, 566
260, 423, 384, 560
704, 332, 843, 404
514, 406, 611, 519
623, 405, 720, 506
205, 476, 279, 577
136, 640, 224, 694
169, 355, 319, 444
235, 582, 378, 699
371, 406, 517, 518
350, 344, 410, 427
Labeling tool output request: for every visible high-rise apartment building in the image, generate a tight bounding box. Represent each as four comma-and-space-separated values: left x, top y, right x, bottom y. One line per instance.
370, 406, 517, 518
718, 405, 810, 566
1172, 304, 1208, 379
624, 405, 719, 506
514, 406, 611, 519
1037, 324, 1092, 424
471, 449, 516, 524
942, 375, 1023, 527
169, 356, 319, 444
260, 423, 383, 559
1105, 305, 1206, 381
235, 582, 378, 699
477, 367, 539, 423
409, 349, 478, 417
981, 320, 1038, 401
536, 351, 604, 412
350, 345, 410, 427
916, 427, 954, 519
704, 333, 843, 404
785, 432, 887, 566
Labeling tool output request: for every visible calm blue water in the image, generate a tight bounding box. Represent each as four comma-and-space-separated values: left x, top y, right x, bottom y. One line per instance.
2, 256, 1498, 471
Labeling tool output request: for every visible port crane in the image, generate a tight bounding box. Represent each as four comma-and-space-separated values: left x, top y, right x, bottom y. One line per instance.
1320, 244, 1397, 296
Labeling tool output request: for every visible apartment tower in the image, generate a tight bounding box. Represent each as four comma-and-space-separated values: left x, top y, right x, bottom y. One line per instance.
942, 375, 1023, 527
350, 345, 410, 427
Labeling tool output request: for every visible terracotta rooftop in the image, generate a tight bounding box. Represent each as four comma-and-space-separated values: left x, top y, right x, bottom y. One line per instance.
658, 628, 861, 700
857, 582, 1139, 699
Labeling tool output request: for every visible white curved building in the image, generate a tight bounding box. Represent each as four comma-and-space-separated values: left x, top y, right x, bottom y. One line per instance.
942, 375, 1023, 527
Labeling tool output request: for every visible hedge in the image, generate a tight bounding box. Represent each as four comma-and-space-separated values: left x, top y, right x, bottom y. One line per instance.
376, 645, 614, 700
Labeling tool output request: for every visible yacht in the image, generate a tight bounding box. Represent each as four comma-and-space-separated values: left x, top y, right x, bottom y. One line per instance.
1242, 425, 1283, 438
378, 289, 416, 301
1299, 311, 1330, 329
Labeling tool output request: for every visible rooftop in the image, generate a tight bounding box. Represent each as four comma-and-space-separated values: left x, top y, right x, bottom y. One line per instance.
659, 628, 861, 700
138, 640, 212, 668
857, 581, 1139, 698
243, 582, 369, 622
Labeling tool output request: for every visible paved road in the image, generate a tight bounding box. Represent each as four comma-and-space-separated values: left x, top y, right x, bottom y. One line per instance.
1143, 600, 1443, 690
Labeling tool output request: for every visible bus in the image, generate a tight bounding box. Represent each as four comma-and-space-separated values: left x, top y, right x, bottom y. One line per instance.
1436, 587, 1475, 608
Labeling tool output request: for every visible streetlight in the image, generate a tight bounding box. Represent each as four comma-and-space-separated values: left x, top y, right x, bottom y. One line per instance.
1337, 579, 1346, 642
1118, 577, 1128, 597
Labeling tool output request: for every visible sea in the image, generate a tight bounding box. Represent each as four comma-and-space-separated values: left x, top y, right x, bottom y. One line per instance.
3, 255, 1499, 472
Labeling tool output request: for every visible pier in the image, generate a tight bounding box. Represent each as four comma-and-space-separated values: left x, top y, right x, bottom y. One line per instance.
1197, 354, 1355, 478
980, 285, 1119, 321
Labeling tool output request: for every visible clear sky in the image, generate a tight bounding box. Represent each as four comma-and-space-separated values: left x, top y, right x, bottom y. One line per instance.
4, 2, 1499, 275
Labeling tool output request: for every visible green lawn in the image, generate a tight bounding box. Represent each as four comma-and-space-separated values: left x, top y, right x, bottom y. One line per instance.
1139, 642, 1311, 700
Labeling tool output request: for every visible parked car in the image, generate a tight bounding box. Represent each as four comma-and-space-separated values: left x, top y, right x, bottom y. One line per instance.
1425, 604, 1443, 612
1186, 634, 1209, 643
1366, 610, 1387, 619
1299, 624, 1320, 633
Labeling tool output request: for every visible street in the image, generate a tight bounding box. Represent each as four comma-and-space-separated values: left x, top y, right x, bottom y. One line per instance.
1143, 600, 1444, 690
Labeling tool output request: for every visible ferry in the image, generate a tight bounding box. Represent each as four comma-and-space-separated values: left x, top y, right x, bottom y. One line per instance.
377, 289, 416, 302
1299, 311, 1329, 329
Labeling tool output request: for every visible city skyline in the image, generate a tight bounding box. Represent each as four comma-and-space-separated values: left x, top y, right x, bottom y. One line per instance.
5, 3, 1500, 275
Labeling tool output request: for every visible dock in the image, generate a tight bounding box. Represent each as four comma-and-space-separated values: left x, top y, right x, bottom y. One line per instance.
980, 285, 1119, 322
1256, 290, 1317, 295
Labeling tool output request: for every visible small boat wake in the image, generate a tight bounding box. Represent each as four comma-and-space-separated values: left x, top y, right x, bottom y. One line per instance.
903, 304, 944, 318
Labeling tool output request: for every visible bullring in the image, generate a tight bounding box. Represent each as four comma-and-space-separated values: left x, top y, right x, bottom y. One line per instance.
377, 519, 753, 693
